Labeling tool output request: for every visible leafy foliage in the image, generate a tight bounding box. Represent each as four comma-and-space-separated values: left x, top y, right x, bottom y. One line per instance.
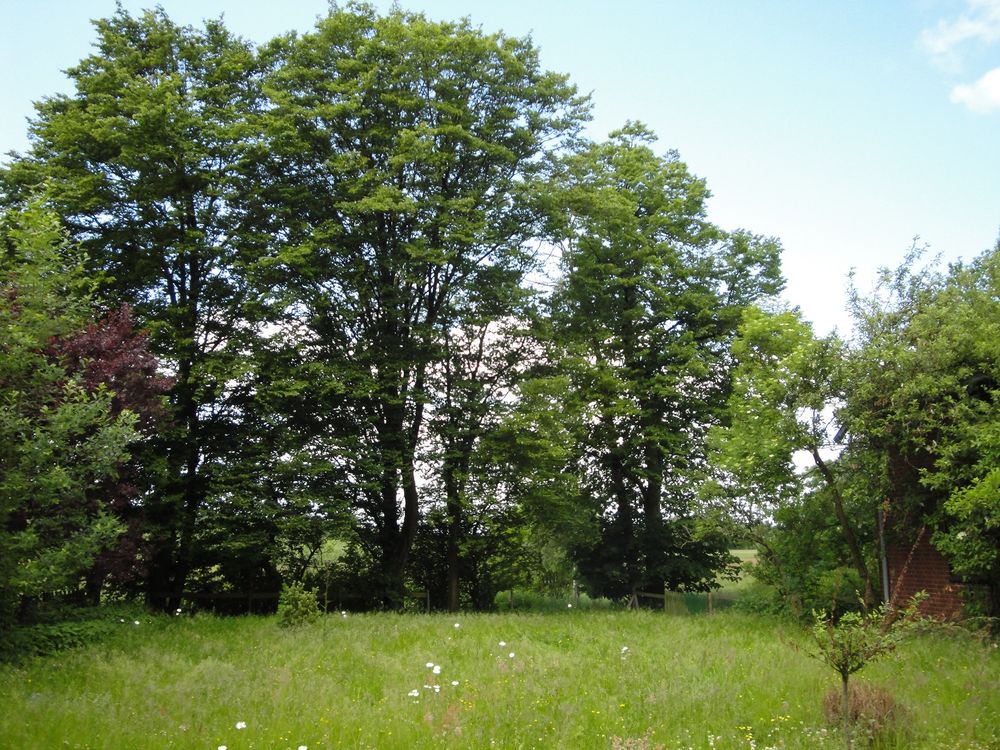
806, 597, 924, 749
0, 206, 143, 629
276, 581, 321, 628
548, 124, 783, 597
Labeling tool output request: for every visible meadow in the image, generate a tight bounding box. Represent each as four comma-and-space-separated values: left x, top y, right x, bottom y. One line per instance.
1, 607, 997, 750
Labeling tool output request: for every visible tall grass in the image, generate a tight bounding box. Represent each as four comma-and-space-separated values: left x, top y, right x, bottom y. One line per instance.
1, 610, 997, 749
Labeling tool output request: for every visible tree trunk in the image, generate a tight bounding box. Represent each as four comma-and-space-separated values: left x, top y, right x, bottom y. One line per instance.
812, 447, 876, 607
609, 447, 636, 591
841, 671, 853, 750
445, 462, 462, 612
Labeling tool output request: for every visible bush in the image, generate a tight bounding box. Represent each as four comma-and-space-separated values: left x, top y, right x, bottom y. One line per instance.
823, 682, 906, 746
0, 603, 148, 662
277, 581, 320, 627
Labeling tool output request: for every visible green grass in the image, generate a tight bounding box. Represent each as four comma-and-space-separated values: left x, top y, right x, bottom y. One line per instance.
1, 611, 997, 749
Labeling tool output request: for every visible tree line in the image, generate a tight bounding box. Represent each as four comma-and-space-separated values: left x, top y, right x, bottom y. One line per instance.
1, 3, 996, 630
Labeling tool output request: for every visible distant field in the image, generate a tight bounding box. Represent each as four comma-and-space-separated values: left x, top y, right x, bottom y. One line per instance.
1, 610, 997, 749
721, 548, 758, 593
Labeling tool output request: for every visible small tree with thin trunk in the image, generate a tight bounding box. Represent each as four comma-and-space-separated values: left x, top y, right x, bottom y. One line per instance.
807, 596, 924, 749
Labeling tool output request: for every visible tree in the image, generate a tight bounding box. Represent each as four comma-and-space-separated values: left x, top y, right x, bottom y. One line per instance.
708, 306, 877, 608
548, 124, 783, 598
714, 240, 1000, 619
52, 305, 171, 603
805, 598, 922, 750
1, 7, 274, 608
259, 3, 588, 603
0, 206, 142, 627
847, 244, 1000, 616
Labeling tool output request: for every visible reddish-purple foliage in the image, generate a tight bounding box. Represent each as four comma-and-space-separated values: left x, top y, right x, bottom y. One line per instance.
54, 305, 173, 428
50, 306, 174, 591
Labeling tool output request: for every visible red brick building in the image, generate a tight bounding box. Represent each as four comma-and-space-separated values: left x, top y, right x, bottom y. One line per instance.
886, 526, 964, 618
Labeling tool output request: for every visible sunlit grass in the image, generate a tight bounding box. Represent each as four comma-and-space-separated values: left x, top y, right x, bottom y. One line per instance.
1, 610, 997, 749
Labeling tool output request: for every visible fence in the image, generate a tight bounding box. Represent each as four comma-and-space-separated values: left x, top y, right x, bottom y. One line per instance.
630, 585, 738, 614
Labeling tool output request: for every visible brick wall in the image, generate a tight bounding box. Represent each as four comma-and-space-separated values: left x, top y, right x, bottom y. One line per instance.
886, 527, 964, 618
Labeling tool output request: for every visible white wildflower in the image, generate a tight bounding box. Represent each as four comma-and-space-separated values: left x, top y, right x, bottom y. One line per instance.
426, 662, 434, 668
508, 652, 515, 659
235, 721, 247, 730
498, 641, 506, 647
432, 664, 441, 675
454, 622, 460, 628
408, 689, 420, 697
451, 680, 459, 686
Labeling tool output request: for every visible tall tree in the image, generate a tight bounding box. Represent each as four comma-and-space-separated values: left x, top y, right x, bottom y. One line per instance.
1, 8, 272, 608
260, 3, 588, 602
548, 124, 783, 597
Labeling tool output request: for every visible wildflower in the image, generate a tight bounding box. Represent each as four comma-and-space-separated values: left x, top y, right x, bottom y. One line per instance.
408, 689, 420, 697
235, 721, 247, 730
426, 662, 435, 668
621, 646, 629, 654
508, 652, 515, 659
299, 746, 308, 750
218, 746, 227, 750
451, 680, 459, 686
174, 608, 182, 616
133, 620, 140, 625
567, 603, 573, 608
433, 685, 441, 693
498, 641, 506, 647
454, 622, 460, 628
432, 665, 441, 675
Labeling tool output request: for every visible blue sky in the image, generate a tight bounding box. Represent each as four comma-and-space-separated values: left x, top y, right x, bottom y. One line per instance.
3, 0, 998, 334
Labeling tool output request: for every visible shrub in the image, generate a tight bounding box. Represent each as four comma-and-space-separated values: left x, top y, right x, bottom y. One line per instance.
823, 682, 905, 746
277, 581, 320, 627
806, 597, 924, 749
0, 604, 147, 662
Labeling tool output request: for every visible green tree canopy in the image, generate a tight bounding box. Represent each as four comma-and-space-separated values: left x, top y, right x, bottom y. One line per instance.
257, 3, 589, 603
548, 123, 783, 597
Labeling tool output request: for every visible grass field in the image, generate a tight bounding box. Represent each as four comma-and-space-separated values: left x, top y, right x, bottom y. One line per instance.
1, 609, 997, 749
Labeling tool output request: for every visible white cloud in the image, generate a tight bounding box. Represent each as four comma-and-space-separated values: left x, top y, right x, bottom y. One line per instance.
950, 66, 1000, 112
921, 0, 1000, 66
